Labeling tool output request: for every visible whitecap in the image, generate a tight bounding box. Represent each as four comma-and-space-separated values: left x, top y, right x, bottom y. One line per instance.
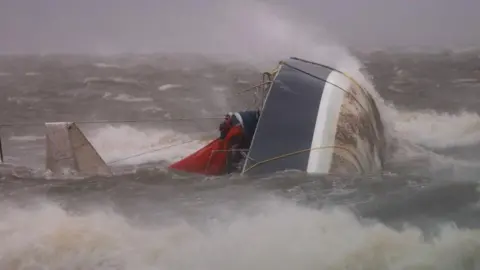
158, 84, 183, 91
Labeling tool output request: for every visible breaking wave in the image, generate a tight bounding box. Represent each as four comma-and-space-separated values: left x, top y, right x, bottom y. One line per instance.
390, 109, 480, 149
83, 77, 143, 86
1, 197, 479, 270
110, 94, 153, 103
158, 84, 183, 91
1, 2, 480, 269
8, 135, 44, 142
86, 125, 209, 165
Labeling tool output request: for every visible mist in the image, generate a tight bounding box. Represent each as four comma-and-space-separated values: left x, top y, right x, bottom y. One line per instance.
1, 0, 479, 56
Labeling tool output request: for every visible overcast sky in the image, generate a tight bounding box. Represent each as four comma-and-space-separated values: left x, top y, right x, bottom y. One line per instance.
1, 0, 479, 55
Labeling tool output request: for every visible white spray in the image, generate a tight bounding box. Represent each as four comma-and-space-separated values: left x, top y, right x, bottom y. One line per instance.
0, 197, 479, 269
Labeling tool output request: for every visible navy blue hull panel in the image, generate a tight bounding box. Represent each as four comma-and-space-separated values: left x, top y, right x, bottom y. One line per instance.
243, 58, 333, 175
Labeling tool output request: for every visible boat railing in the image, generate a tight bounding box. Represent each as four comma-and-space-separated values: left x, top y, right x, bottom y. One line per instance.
237, 80, 272, 111
236, 67, 279, 111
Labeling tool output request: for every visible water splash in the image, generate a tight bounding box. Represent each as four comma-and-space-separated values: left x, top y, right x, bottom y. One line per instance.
86, 125, 208, 165
0, 198, 479, 269
390, 109, 480, 149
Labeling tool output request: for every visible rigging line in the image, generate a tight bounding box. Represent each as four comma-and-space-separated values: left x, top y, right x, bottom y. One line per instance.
279, 61, 380, 139
285, 58, 385, 148
235, 81, 272, 94
244, 60, 382, 171
0, 116, 225, 127
107, 139, 201, 165
242, 145, 364, 174
289, 57, 378, 114
281, 61, 370, 116
289, 57, 371, 98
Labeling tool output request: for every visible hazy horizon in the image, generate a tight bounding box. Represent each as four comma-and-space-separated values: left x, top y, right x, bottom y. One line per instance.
1, 0, 479, 55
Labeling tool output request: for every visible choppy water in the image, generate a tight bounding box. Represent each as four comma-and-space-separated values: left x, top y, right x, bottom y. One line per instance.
1, 50, 480, 269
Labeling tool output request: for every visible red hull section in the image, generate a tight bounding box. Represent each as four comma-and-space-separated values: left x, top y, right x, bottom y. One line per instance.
169, 138, 228, 175
168, 126, 244, 176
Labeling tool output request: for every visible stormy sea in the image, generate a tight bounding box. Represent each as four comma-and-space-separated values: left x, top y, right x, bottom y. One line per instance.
1, 48, 480, 269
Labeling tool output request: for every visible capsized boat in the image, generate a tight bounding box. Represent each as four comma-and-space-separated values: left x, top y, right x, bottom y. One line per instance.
169, 57, 387, 176
31, 57, 386, 177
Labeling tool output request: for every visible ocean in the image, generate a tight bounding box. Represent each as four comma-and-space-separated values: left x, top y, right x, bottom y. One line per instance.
1, 50, 480, 269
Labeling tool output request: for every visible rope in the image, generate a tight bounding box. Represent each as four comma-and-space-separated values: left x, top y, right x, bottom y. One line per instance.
289, 57, 370, 98
101, 69, 277, 167
0, 117, 224, 128
280, 61, 371, 117
0, 58, 378, 171
236, 81, 272, 94
285, 57, 381, 134
242, 145, 364, 174
277, 58, 382, 153
0, 117, 219, 165
241, 57, 379, 175
107, 139, 200, 165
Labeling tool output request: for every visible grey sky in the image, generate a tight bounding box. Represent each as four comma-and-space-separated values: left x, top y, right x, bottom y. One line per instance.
1, 0, 479, 55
